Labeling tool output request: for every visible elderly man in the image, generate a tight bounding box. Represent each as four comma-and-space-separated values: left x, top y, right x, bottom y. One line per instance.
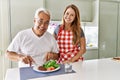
6, 8, 59, 67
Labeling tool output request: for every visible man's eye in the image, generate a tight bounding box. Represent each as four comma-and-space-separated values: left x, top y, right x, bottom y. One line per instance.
45, 22, 49, 25
38, 20, 43, 23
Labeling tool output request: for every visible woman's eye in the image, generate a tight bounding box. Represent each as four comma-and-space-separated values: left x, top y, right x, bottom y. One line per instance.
65, 12, 69, 15
71, 14, 74, 16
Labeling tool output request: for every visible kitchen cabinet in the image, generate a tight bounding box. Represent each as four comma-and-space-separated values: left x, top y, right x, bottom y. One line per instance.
45, 0, 95, 22
99, 0, 120, 58
84, 48, 98, 60
117, 3, 120, 56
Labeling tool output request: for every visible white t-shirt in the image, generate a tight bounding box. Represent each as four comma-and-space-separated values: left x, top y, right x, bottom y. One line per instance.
7, 28, 58, 67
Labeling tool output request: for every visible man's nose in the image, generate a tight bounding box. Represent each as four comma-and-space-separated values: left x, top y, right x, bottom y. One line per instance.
39, 22, 46, 27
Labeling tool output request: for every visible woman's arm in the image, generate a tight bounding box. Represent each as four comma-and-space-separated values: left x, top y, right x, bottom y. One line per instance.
70, 37, 86, 62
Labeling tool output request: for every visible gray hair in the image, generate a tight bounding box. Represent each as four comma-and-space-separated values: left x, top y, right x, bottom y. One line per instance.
34, 8, 50, 19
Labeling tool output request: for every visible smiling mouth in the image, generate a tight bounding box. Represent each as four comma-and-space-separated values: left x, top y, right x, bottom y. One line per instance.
66, 18, 71, 21
38, 26, 46, 31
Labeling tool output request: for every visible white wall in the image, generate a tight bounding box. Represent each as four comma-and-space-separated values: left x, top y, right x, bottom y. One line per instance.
0, 0, 11, 79
10, 0, 44, 39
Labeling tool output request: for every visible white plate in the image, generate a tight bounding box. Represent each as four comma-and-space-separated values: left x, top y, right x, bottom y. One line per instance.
33, 66, 60, 73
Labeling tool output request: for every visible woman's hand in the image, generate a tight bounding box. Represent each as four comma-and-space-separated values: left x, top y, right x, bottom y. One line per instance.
63, 59, 73, 64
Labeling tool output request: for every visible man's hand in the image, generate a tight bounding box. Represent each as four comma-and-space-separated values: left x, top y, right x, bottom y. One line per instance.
6, 51, 35, 67
18, 55, 34, 67
44, 52, 59, 62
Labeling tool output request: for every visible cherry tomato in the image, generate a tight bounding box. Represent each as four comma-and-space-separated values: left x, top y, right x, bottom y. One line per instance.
47, 66, 55, 71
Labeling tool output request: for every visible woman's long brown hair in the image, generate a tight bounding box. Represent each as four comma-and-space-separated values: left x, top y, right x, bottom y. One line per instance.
63, 4, 82, 45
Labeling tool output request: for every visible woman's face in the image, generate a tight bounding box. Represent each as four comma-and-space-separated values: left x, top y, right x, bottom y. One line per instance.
33, 12, 50, 36
64, 7, 75, 24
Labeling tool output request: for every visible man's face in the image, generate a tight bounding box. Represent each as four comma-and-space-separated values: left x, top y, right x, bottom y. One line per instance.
33, 12, 50, 36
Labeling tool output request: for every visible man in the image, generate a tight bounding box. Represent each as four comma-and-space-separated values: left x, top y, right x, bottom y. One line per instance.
6, 8, 59, 67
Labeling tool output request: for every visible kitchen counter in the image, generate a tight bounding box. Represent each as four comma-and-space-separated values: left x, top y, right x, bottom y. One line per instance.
5, 58, 120, 80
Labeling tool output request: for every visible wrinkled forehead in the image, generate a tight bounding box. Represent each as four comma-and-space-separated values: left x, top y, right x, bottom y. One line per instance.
39, 11, 50, 19
38, 11, 50, 18
37, 12, 50, 22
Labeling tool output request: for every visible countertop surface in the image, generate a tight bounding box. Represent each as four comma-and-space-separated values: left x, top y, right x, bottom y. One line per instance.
5, 58, 120, 80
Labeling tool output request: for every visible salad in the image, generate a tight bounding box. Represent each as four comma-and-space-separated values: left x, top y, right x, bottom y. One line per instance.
38, 60, 60, 71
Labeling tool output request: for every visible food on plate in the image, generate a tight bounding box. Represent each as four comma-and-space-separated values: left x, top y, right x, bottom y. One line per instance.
37, 60, 60, 71
38, 66, 47, 71
47, 66, 55, 71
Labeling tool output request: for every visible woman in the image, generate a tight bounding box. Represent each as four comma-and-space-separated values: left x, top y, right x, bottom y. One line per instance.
54, 4, 86, 63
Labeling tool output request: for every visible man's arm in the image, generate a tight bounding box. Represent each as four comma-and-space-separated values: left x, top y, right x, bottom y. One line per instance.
6, 51, 21, 61
6, 51, 34, 66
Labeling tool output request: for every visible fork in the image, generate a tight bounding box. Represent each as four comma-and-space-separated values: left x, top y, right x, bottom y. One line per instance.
32, 62, 38, 67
